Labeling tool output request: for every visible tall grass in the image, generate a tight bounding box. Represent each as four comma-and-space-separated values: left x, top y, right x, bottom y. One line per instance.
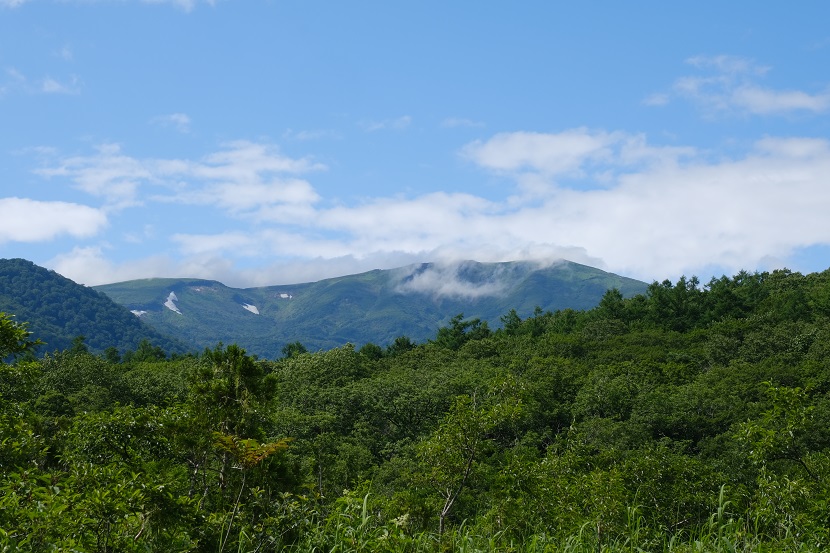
269, 488, 826, 553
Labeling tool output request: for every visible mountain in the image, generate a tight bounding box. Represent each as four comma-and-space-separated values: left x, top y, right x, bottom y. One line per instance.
0, 258, 186, 355
95, 260, 648, 358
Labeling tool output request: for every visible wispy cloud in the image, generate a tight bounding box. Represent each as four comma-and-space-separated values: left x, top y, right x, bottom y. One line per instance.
360, 115, 412, 132
649, 55, 830, 116
151, 112, 191, 133
35, 143, 154, 210
56, 45, 74, 62
139, 0, 216, 12
42, 75, 81, 94
0, 0, 30, 7
36, 140, 325, 217
39, 131, 830, 288
2, 68, 81, 96
441, 117, 485, 129
282, 128, 342, 141
394, 261, 510, 299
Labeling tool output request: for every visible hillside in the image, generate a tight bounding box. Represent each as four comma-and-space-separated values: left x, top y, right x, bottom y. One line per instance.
95, 259, 648, 358
0, 258, 186, 355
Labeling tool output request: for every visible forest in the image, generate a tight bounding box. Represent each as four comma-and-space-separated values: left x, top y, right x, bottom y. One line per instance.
3, 267, 830, 551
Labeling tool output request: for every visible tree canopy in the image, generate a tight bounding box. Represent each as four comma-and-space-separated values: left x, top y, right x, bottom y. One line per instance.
3, 267, 830, 551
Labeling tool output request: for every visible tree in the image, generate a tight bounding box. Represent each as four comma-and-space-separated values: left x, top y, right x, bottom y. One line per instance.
126, 339, 167, 363
596, 288, 625, 321
0, 312, 41, 360
282, 341, 307, 359
358, 342, 384, 360
103, 346, 121, 364
69, 334, 89, 354
417, 385, 524, 534
432, 314, 491, 350
386, 335, 415, 357
500, 309, 522, 335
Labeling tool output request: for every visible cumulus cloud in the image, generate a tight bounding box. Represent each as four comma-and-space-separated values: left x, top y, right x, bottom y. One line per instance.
463, 133, 830, 281
317, 132, 830, 283
461, 129, 695, 196
650, 55, 830, 116
154, 129, 830, 286
35, 130, 830, 288
462, 129, 623, 178
49, 247, 177, 287
0, 198, 107, 242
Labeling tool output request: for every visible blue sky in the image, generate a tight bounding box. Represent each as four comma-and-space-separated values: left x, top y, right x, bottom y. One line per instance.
2, 1, 830, 287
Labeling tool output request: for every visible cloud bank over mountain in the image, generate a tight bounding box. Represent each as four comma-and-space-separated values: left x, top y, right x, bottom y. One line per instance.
2, 3, 829, 286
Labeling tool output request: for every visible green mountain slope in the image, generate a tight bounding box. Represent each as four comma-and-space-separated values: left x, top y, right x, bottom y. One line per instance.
95, 260, 647, 358
0, 258, 186, 355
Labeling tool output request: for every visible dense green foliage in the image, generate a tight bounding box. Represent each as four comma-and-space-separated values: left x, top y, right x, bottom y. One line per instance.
0, 258, 186, 355
3, 267, 830, 551
94, 260, 648, 357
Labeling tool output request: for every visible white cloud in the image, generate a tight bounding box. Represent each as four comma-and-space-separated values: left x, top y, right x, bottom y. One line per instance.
36, 140, 324, 215
139, 0, 216, 12
36, 143, 153, 209
461, 129, 694, 189
0, 0, 29, 7
686, 55, 769, 76
56, 45, 74, 61
393, 261, 510, 299
152, 112, 191, 133
441, 117, 485, 129
41, 76, 81, 94
0, 198, 107, 243
37, 131, 830, 289
49, 247, 165, 287
642, 93, 669, 107
731, 86, 830, 114
153, 141, 325, 219
458, 133, 830, 281
282, 128, 341, 141
361, 115, 412, 132
650, 55, 830, 116
462, 129, 620, 177
171, 232, 257, 256
304, 132, 830, 284
2, 67, 81, 96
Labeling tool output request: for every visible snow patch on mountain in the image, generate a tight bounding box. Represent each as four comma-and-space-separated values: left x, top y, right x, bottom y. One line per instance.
242, 303, 260, 315
164, 292, 182, 314
131, 310, 147, 317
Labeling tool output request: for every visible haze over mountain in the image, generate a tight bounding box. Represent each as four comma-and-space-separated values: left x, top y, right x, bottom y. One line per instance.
95, 259, 647, 358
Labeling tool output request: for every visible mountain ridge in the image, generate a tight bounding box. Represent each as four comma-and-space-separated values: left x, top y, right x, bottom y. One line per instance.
95, 259, 648, 358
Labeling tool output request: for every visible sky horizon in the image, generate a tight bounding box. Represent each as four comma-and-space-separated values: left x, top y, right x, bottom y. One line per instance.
2, 1, 830, 287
